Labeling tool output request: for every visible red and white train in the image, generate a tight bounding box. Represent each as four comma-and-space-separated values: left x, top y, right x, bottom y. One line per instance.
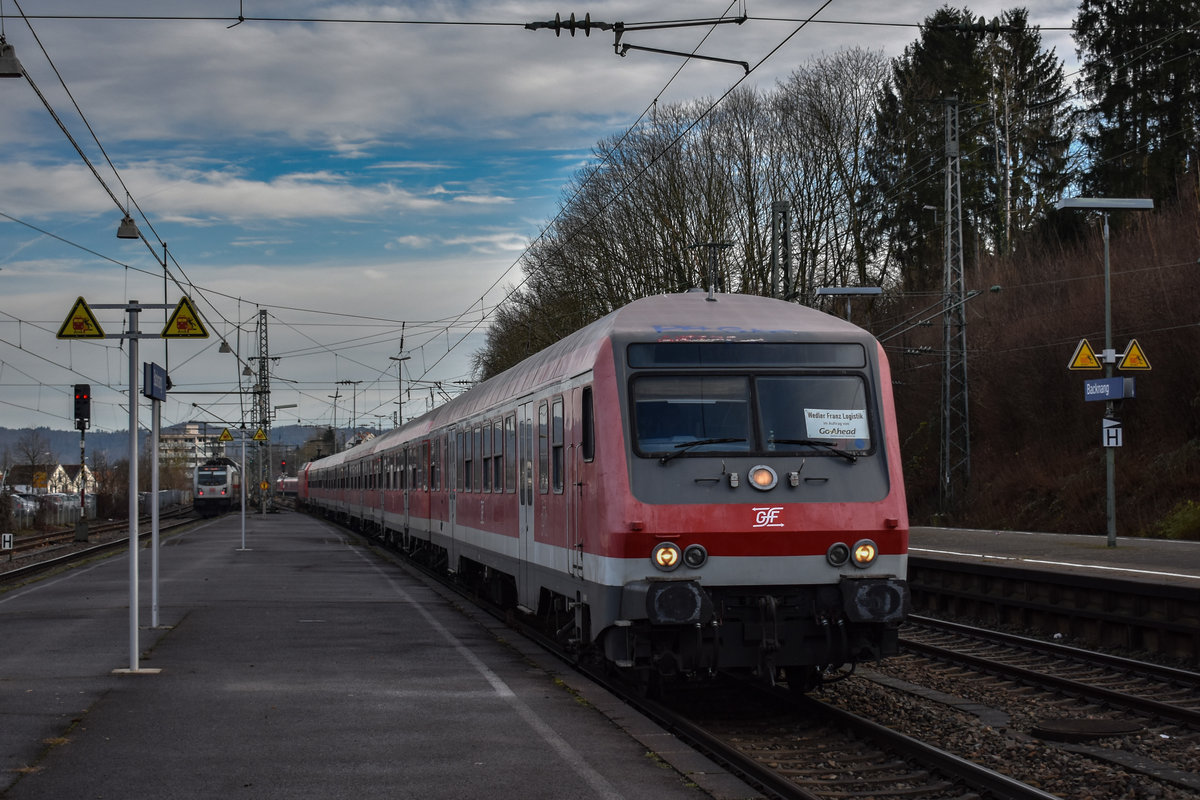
299, 291, 908, 689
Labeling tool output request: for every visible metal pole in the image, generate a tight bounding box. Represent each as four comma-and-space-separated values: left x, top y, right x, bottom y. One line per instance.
74, 426, 89, 541
150, 399, 160, 628
1103, 213, 1116, 548
126, 302, 140, 672
239, 430, 248, 550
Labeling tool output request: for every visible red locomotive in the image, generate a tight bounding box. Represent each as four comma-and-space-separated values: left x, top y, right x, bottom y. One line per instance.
299, 291, 908, 690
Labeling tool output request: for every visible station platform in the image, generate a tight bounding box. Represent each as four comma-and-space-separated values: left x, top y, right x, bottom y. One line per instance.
910, 526, 1200, 589
0, 511, 757, 800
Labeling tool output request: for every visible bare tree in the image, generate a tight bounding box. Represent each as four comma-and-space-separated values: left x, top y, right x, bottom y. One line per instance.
15, 429, 55, 471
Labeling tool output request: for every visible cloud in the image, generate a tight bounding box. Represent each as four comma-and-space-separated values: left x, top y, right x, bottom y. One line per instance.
387, 235, 432, 249
453, 194, 514, 205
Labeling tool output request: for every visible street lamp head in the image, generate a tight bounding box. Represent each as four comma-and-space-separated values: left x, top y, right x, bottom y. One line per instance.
1054, 197, 1154, 211
116, 213, 140, 239
0, 37, 22, 77
815, 287, 883, 296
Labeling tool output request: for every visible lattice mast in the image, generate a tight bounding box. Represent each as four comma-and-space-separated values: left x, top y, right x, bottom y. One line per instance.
940, 97, 970, 509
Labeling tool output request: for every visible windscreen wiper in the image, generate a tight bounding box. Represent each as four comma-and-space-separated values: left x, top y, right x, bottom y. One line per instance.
768, 439, 858, 462
658, 437, 747, 464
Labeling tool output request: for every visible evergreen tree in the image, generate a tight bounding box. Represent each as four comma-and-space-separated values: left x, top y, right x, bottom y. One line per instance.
980, 8, 1073, 254
1074, 0, 1200, 198
868, 6, 1072, 289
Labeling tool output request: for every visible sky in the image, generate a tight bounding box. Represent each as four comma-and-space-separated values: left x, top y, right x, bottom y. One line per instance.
0, 0, 1080, 439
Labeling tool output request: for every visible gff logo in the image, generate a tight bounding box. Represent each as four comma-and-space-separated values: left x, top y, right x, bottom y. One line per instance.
753, 506, 784, 528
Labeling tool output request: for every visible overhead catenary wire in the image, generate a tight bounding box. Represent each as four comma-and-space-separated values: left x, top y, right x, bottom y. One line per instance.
0, 4, 1179, 434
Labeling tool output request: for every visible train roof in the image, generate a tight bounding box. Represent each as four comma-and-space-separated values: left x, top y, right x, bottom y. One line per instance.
433, 291, 867, 419
304, 292, 872, 471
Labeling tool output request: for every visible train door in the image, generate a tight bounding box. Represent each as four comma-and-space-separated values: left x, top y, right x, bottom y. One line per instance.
517, 402, 535, 606
401, 446, 411, 538
375, 455, 385, 533
567, 390, 584, 579
445, 430, 456, 549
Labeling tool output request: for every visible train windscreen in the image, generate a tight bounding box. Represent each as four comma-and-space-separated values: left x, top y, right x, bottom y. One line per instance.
197, 469, 227, 486
631, 373, 873, 458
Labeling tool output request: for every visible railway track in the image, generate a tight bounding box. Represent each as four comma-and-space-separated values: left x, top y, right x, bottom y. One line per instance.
841, 616, 1200, 798
355, 527, 1064, 800
645, 679, 1060, 800
444, 560, 1200, 799
901, 616, 1200, 729
0, 510, 196, 584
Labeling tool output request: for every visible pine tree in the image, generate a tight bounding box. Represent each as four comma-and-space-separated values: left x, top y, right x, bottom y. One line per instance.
867, 6, 1072, 289
1075, 0, 1200, 198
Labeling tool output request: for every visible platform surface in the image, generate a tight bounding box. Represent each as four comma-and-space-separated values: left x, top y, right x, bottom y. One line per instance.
910, 526, 1200, 588
0, 511, 757, 800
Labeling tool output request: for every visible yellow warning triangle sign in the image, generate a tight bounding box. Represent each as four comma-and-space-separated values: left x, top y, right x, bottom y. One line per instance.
219, 428, 234, 442
1067, 338, 1101, 370
56, 296, 105, 339
253, 428, 268, 441
162, 296, 209, 338
1118, 338, 1151, 370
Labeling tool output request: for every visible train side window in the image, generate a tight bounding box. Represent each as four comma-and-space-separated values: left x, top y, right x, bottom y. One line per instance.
442, 434, 450, 492
492, 421, 504, 491
464, 429, 474, 492
421, 441, 430, 491
504, 414, 517, 493
473, 426, 483, 493
430, 437, 440, 491
551, 397, 564, 494
455, 432, 465, 492
482, 422, 492, 493
581, 386, 595, 462
538, 401, 549, 494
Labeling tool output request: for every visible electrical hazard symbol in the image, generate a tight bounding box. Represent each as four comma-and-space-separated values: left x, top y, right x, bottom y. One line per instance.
162, 296, 209, 339
56, 297, 105, 339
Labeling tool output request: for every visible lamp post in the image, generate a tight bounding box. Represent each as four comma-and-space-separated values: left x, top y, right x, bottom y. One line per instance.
328, 390, 341, 450
389, 355, 410, 427
1054, 196, 1153, 548
338, 380, 362, 440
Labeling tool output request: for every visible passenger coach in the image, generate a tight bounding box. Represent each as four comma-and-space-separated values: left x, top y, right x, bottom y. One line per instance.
300, 291, 908, 689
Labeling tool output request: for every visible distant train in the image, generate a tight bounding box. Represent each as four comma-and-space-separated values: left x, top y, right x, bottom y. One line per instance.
299, 291, 909, 690
193, 457, 241, 517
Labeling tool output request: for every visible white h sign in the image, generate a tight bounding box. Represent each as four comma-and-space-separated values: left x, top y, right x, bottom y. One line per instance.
1102, 418, 1123, 448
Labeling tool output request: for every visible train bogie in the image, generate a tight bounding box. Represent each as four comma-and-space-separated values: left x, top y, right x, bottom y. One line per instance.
299, 292, 909, 688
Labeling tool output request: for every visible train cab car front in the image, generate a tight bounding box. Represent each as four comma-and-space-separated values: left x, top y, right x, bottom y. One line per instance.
597, 293, 910, 688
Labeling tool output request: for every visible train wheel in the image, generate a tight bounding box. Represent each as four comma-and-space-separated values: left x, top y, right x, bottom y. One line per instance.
786, 666, 821, 694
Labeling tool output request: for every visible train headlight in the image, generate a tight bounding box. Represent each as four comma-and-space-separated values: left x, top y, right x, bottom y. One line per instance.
683, 544, 708, 569
851, 539, 878, 568
826, 542, 850, 567
651, 542, 682, 571
748, 465, 778, 491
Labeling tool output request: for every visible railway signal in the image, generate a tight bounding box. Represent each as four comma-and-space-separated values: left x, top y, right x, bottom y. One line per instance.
73, 383, 91, 430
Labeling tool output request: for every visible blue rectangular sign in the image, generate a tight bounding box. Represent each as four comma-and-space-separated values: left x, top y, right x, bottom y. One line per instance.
1084, 377, 1135, 402
143, 362, 168, 402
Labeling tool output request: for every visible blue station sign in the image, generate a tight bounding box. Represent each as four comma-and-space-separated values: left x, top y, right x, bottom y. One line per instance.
1084, 377, 1135, 402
